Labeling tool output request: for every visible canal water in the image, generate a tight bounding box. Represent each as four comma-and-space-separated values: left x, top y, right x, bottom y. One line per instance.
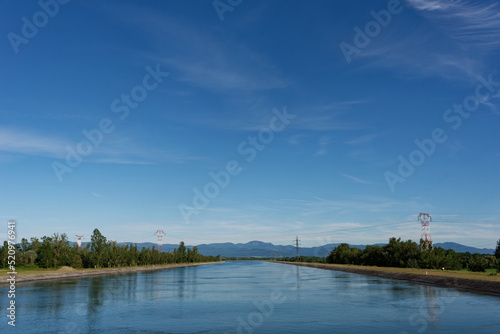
1, 261, 499, 333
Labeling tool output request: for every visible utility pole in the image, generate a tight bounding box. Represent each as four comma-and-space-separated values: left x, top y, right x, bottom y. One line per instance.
295, 236, 300, 262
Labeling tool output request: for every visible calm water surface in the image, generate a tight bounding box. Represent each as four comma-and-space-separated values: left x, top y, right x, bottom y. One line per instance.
1, 261, 499, 333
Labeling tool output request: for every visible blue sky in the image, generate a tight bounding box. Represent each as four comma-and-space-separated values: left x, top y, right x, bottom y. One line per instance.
1, 0, 499, 249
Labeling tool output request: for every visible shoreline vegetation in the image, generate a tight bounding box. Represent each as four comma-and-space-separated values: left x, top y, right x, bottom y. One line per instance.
1, 228, 222, 271
3, 231, 499, 294
272, 237, 500, 296
0, 262, 221, 285
276, 261, 500, 296
1, 228, 223, 287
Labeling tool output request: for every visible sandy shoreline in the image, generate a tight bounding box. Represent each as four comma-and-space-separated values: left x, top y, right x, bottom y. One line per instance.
1, 262, 221, 285
277, 262, 500, 296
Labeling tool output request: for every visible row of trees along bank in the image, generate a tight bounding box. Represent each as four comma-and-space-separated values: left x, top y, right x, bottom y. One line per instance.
0, 228, 221, 269
321, 237, 500, 272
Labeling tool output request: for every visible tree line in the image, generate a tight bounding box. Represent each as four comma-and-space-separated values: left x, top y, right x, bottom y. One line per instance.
320, 237, 500, 272
0, 228, 220, 269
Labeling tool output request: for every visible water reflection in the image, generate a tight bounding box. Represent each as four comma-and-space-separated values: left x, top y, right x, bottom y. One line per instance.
295, 265, 301, 291
1, 262, 498, 334
426, 286, 440, 329
87, 277, 104, 325
175, 267, 186, 299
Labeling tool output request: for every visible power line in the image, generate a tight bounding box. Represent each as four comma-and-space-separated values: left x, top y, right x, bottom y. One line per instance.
151, 217, 499, 246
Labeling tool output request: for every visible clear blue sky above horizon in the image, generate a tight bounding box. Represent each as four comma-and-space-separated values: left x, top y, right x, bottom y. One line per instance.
1, 0, 499, 249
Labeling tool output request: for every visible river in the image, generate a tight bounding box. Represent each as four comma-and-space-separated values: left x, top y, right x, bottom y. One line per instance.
1, 261, 499, 333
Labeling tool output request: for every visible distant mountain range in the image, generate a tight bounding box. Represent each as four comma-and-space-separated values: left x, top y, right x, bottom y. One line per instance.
72, 240, 495, 257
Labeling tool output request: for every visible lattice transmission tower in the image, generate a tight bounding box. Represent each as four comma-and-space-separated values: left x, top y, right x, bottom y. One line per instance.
418, 213, 433, 250
75, 235, 84, 250
154, 230, 166, 252
295, 236, 301, 262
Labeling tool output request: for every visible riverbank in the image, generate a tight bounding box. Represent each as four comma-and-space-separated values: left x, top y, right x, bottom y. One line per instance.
276, 261, 500, 296
0, 262, 222, 285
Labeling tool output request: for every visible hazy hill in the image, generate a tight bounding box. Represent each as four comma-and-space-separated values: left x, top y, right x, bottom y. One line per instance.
69, 240, 494, 257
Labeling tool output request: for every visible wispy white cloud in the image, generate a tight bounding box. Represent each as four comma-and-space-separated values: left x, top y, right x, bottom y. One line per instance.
290, 101, 368, 132
317, 100, 368, 111
90, 137, 205, 165
0, 127, 66, 158
275, 196, 433, 217
405, 0, 500, 50
161, 100, 367, 133
354, 1, 500, 81
287, 134, 307, 145
356, 28, 479, 80
0, 127, 202, 165
339, 173, 372, 184
91, 191, 103, 199
295, 113, 361, 132
405, 0, 453, 11
344, 134, 383, 163
477, 89, 500, 114
442, 138, 466, 158
313, 135, 332, 156
345, 133, 382, 145
106, 4, 292, 93
164, 56, 290, 92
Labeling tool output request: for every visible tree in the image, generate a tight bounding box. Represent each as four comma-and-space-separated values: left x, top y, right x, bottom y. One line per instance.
484, 255, 498, 270
468, 253, 487, 272
383, 238, 420, 269
191, 246, 200, 262
443, 249, 462, 270
495, 239, 500, 259
360, 245, 385, 267
20, 238, 30, 251
0, 241, 8, 268
326, 243, 356, 264
36, 236, 55, 268
383, 238, 420, 268
0, 228, 212, 269
51, 233, 71, 267
176, 241, 187, 263
419, 238, 433, 252
90, 228, 107, 268
26, 250, 37, 264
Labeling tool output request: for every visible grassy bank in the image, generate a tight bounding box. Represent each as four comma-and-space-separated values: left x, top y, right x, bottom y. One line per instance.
286, 262, 499, 282
275, 261, 500, 295
0, 262, 222, 285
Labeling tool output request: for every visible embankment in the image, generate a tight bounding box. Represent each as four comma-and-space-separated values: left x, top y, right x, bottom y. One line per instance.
277, 262, 500, 296
1, 262, 221, 285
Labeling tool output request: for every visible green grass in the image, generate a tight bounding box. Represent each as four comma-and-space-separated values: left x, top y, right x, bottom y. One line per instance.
280, 262, 500, 282
0, 262, 214, 277
0, 266, 76, 276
